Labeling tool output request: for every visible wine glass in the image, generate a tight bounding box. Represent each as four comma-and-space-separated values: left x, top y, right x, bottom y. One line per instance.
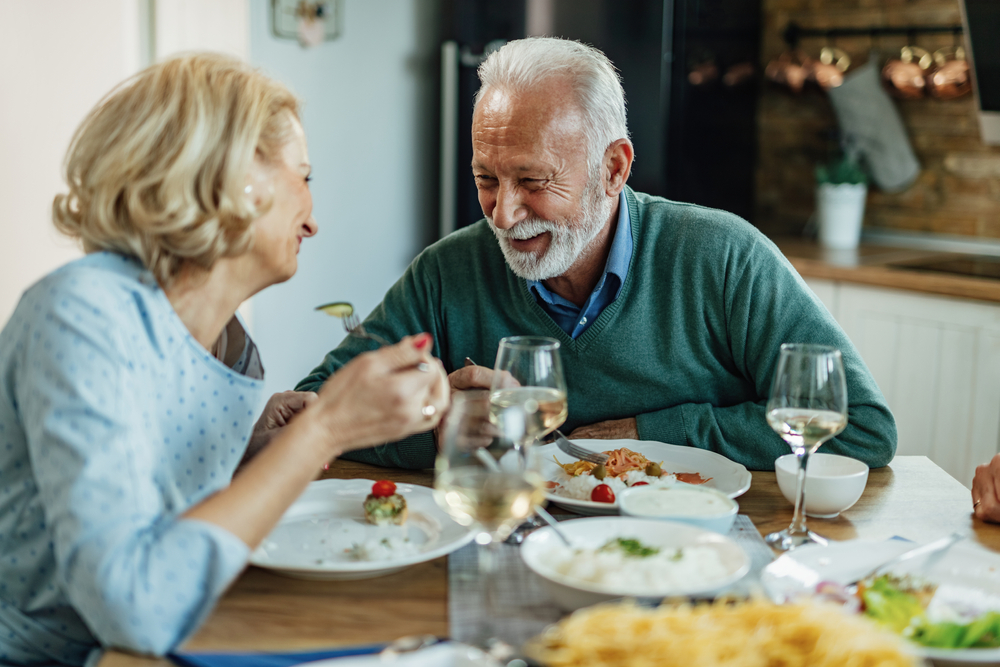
764, 343, 848, 552
489, 336, 568, 538
489, 336, 568, 454
433, 390, 545, 653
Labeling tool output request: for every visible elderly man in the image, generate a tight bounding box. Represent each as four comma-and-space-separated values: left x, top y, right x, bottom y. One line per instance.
297, 37, 896, 470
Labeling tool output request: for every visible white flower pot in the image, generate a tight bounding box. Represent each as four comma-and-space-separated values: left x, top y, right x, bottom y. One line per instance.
817, 182, 867, 250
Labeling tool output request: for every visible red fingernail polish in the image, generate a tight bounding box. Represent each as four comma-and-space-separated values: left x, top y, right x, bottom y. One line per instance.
414, 333, 432, 350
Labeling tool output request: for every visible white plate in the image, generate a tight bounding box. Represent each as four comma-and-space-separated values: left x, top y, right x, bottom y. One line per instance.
300, 642, 500, 667
521, 516, 750, 610
540, 438, 752, 515
760, 539, 1000, 664
249, 479, 475, 580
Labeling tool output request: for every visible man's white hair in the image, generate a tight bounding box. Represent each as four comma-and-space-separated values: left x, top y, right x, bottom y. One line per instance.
475, 37, 630, 179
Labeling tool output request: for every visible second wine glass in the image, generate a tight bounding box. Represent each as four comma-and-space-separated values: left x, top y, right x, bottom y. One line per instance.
764, 343, 848, 552
489, 336, 568, 453
433, 390, 544, 653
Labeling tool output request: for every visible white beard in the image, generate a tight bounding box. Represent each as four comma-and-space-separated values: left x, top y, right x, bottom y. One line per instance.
487, 185, 613, 281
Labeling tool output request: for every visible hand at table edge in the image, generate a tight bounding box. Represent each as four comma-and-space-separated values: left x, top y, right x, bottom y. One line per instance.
973, 453, 1000, 524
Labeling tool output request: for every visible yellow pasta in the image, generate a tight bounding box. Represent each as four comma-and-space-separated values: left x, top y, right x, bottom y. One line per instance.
525, 599, 920, 667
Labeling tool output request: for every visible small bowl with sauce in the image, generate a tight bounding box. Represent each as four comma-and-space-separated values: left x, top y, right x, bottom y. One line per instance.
617, 485, 739, 534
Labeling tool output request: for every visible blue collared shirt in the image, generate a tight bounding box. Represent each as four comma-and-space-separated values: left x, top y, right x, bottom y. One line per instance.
528, 191, 633, 338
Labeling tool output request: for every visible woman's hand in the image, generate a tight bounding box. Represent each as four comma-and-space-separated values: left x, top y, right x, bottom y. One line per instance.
973, 453, 1000, 523
312, 333, 449, 457
188, 334, 446, 550
242, 391, 317, 464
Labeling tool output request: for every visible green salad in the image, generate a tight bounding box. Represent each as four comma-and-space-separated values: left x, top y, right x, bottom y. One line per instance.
861, 575, 1000, 649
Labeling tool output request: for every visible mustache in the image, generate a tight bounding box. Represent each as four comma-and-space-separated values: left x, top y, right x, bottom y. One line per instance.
487, 218, 558, 241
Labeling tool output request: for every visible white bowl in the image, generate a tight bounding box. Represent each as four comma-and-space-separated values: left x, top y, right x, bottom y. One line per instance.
520, 516, 749, 611
618, 485, 739, 534
774, 453, 869, 518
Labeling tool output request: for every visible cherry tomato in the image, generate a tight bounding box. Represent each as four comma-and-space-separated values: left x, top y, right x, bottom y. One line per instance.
371, 480, 397, 498
631, 481, 650, 487
590, 484, 616, 503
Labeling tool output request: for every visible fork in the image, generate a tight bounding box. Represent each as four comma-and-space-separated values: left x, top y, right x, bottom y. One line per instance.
342, 312, 392, 347
343, 313, 434, 373
848, 531, 965, 590
554, 429, 609, 465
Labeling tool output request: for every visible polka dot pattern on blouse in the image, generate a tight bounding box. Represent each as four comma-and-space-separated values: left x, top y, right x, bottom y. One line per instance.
0, 252, 265, 663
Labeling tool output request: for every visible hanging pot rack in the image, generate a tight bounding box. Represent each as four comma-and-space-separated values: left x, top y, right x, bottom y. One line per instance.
783, 21, 963, 49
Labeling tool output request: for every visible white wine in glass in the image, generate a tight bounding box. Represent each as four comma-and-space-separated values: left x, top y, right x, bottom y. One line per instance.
764, 343, 848, 552
435, 466, 543, 537
488, 386, 568, 445
433, 390, 544, 652
489, 336, 567, 540
489, 336, 568, 450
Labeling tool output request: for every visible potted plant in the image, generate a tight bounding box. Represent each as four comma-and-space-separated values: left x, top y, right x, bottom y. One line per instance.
815, 151, 868, 250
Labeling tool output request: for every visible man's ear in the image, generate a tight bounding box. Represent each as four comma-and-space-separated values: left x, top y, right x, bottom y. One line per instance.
602, 139, 634, 197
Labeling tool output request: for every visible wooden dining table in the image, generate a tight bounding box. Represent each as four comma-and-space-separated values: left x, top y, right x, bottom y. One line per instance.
99, 455, 996, 667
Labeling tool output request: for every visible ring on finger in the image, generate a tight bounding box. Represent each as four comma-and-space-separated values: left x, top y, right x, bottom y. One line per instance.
421, 404, 437, 417
975, 499, 982, 509
417, 362, 431, 373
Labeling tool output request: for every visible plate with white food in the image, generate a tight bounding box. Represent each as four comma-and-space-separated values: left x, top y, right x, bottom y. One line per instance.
250, 478, 475, 580
520, 516, 750, 611
537, 438, 751, 515
761, 538, 1000, 664
300, 642, 500, 667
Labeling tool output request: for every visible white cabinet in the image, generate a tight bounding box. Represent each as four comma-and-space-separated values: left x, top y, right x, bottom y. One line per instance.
805, 278, 1000, 488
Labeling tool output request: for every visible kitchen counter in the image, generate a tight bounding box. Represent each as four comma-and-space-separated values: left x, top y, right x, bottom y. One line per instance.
772, 237, 1000, 304
770, 237, 1000, 490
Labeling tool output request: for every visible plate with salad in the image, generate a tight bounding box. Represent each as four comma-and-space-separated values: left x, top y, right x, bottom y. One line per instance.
760, 538, 1000, 663
536, 438, 752, 516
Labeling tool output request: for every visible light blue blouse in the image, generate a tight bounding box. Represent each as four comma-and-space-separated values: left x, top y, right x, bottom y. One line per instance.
0, 252, 265, 665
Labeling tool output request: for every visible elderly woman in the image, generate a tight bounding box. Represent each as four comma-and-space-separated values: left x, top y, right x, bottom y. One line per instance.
0, 54, 449, 665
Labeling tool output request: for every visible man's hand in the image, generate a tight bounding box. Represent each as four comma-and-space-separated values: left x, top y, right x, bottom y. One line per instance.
433, 361, 496, 449
243, 391, 318, 464
568, 417, 638, 440
973, 453, 1000, 523
447, 363, 496, 393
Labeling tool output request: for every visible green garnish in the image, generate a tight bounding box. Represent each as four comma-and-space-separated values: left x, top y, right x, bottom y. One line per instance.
315, 301, 354, 318
861, 574, 1000, 649
861, 575, 927, 634
599, 537, 660, 558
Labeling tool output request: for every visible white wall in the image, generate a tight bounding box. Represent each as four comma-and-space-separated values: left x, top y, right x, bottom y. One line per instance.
0, 0, 249, 328
0, 0, 143, 324
0, 0, 441, 398
155, 0, 249, 58
248, 0, 441, 396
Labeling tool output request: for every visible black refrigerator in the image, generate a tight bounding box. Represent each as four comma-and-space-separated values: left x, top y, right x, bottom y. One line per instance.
438, 0, 761, 236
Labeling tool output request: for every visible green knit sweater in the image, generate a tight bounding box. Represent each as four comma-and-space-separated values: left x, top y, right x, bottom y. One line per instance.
297, 188, 896, 471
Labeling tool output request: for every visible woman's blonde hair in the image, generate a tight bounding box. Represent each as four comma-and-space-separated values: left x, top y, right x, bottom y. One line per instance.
53, 52, 300, 286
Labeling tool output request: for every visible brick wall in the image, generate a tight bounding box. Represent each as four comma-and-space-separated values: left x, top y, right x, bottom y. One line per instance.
756, 0, 1000, 239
